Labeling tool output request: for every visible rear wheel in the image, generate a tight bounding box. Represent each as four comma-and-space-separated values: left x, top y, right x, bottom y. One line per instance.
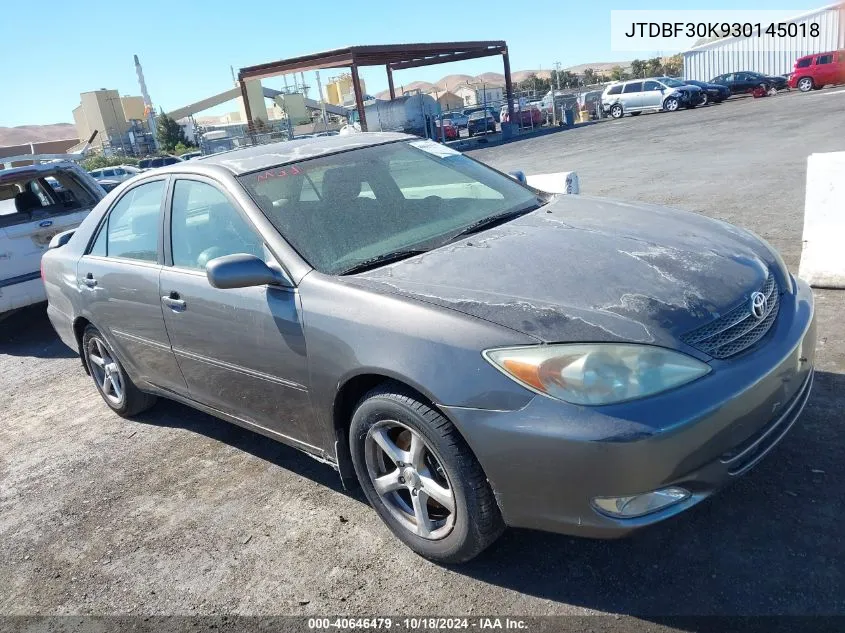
83, 325, 156, 417
610, 104, 623, 119
797, 77, 814, 92
349, 385, 504, 564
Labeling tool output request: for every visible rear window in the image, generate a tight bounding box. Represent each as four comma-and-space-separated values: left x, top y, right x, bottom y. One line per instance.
796, 57, 812, 68
607, 85, 622, 95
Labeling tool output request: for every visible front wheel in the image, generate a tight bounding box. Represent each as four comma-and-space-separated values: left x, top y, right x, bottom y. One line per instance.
83, 325, 156, 417
349, 385, 504, 564
699, 93, 709, 106
663, 96, 680, 112
797, 77, 814, 92
610, 104, 623, 119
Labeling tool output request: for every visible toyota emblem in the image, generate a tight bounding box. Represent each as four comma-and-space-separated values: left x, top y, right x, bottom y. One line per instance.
750, 291, 768, 320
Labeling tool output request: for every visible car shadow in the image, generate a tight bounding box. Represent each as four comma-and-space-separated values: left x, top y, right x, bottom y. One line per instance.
452, 369, 845, 616
0, 303, 76, 359
130, 398, 361, 501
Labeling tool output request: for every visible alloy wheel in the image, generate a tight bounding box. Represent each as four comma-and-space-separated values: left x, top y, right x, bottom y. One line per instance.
87, 337, 125, 406
364, 420, 456, 540
798, 78, 813, 92
665, 98, 679, 112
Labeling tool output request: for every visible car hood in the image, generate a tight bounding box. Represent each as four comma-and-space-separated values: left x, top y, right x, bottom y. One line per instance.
350, 196, 779, 348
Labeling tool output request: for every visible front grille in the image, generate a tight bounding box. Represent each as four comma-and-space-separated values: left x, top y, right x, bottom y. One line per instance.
682, 272, 780, 359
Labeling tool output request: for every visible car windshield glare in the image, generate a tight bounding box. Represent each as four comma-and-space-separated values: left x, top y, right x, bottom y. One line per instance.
660, 78, 685, 88
238, 140, 542, 275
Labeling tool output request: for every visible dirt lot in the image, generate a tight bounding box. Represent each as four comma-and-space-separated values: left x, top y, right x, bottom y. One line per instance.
2, 88, 844, 623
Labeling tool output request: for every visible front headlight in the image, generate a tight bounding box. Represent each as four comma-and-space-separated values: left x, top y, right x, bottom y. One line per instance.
483, 343, 710, 406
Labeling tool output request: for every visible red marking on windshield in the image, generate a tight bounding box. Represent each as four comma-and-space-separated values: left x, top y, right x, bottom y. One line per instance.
256, 165, 303, 182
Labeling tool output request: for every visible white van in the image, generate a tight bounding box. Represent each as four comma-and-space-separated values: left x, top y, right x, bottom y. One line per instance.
0, 154, 105, 317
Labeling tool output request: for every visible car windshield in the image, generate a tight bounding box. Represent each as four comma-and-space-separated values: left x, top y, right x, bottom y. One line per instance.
660, 78, 686, 88
238, 140, 544, 275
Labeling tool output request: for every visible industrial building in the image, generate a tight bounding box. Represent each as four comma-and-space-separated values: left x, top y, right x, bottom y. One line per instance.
72, 89, 155, 156
683, 3, 845, 80
325, 73, 367, 106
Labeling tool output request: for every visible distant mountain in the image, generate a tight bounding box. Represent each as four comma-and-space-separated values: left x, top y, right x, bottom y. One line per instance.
376, 62, 631, 98
0, 123, 78, 147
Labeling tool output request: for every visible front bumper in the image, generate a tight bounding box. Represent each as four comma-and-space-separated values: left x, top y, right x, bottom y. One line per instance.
443, 276, 816, 537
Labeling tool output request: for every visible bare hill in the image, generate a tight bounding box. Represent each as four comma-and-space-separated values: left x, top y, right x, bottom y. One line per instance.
0, 123, 78, 147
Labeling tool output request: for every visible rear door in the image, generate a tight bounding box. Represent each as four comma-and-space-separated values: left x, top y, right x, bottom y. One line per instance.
813, 53, 835, 85
0, 168, 99, 292
158, 176, 315, 446
77, 177, 187, 395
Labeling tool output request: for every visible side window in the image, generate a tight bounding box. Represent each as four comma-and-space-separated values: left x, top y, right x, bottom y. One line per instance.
103, 169, 115, 177
114, 168, 125, 176
723, 74, 735, 82
622, 82, 643, 93
643, 80, 662, 91
796, 57, 812, 68
607, 85, 622, 95
102, 180, 165, 261
170, 179, 265, 270
817, 54, 833, 65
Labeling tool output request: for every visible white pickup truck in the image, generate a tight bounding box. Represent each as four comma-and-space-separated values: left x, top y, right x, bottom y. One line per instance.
0, 152, 105, 317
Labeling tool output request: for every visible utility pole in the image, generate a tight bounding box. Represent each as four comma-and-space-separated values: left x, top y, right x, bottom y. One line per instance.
554, 61, 562, 90
315, 71, 328, 131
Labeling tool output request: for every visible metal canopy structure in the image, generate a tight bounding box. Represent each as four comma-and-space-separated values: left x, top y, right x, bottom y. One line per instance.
238, 41, 514, 132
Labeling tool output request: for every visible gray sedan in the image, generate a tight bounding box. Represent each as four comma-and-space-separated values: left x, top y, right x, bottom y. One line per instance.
42, 132, 816, 563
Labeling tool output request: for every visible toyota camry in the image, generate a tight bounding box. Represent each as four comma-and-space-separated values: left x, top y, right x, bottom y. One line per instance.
42, 132, 816, 563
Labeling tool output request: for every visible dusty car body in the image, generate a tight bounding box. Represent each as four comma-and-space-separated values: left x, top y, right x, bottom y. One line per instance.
42, 133, 815, 563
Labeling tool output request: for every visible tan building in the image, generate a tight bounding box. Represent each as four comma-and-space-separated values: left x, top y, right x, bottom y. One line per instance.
72, 89, 152, 153
326, 73, 366, 106
429, 90, 464, 112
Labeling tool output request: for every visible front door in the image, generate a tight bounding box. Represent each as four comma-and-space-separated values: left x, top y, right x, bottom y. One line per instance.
158, 176, 315, 447
77, 177, 187, 395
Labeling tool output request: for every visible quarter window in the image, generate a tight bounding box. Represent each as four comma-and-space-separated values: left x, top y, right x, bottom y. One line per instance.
170, 179, 266, 270
607, 85, 622, 95
94, 180, 165, 261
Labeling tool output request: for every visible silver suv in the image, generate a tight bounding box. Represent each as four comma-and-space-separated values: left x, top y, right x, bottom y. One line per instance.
602, 77, 703, 118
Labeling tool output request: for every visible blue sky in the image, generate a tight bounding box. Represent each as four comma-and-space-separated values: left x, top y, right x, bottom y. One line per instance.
0, 0, 818, 127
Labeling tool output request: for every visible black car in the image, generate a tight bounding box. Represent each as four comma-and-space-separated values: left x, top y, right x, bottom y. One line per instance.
710, 72, 789, 95
681, 80, 730, 104
466, 111, 497, 136
463, 105, 500, 123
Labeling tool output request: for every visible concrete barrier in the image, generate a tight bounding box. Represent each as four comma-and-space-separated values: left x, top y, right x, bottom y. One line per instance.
525, 171, 580, 195
798, 151, 845, 288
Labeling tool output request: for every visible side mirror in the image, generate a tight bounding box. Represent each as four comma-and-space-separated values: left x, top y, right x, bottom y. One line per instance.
206, 253, 290, 289
507, 170, 527, 184
48, 229, 75, 249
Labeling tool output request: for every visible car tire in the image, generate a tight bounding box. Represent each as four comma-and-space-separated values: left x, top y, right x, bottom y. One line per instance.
663, 96, 680, 112
83, 325, 157, 417
610, 104, 623, 119
797, 77, 814, 92
700, 93, 709, 106
349, 384, 504, 564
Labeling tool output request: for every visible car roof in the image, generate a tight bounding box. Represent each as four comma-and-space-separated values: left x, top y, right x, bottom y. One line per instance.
165, 131, 413, 175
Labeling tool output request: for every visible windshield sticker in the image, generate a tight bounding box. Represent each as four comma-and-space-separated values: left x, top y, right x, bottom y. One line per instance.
409, 139, 460, 158
256, 164, 303, 182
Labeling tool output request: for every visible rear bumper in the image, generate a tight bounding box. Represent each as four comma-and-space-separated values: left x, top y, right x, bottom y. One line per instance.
443, 276, 816, 538
0, 275, 45, 313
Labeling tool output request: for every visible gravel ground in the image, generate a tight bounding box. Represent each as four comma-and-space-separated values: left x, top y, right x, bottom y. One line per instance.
2, 88, 844, 624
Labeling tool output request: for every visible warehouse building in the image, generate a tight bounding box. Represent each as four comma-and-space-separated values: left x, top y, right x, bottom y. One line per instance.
683, 2, 845, 81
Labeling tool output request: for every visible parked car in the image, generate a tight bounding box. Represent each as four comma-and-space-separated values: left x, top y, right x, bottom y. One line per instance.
42, 133, 815, 564
602, 77, 703, 118
442, 111, 469, 128
138, 155, 183, 171
435, 118, 459, 140
788, 50, 845, 92
463, 106, 500, 122
88, 165, 140, 183
466, 111, 497, 136
501, 105, 542, 127
0, 154, 104, 316
710, 72, 788, 95
98, 179, 122, 193
179, 151, 203, 161
680, 80, 730, 104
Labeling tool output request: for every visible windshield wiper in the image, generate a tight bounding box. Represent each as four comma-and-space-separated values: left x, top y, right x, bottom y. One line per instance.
443, 203, 542, 243
339, 249, 429, 275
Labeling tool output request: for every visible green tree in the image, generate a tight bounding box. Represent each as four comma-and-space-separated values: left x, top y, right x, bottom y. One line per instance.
558, 70, 575, 88
582, 68, 597, 85
662, 54, 684, 77
630, 59, 646, 78
610, 66, 628, 81
645, 57, 663, 77
156, 112, 188, 152
82, 154, 140, 171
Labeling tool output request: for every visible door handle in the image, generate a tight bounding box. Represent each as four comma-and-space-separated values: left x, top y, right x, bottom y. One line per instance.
83, 272, 97, 288
161, 291, 186, 311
